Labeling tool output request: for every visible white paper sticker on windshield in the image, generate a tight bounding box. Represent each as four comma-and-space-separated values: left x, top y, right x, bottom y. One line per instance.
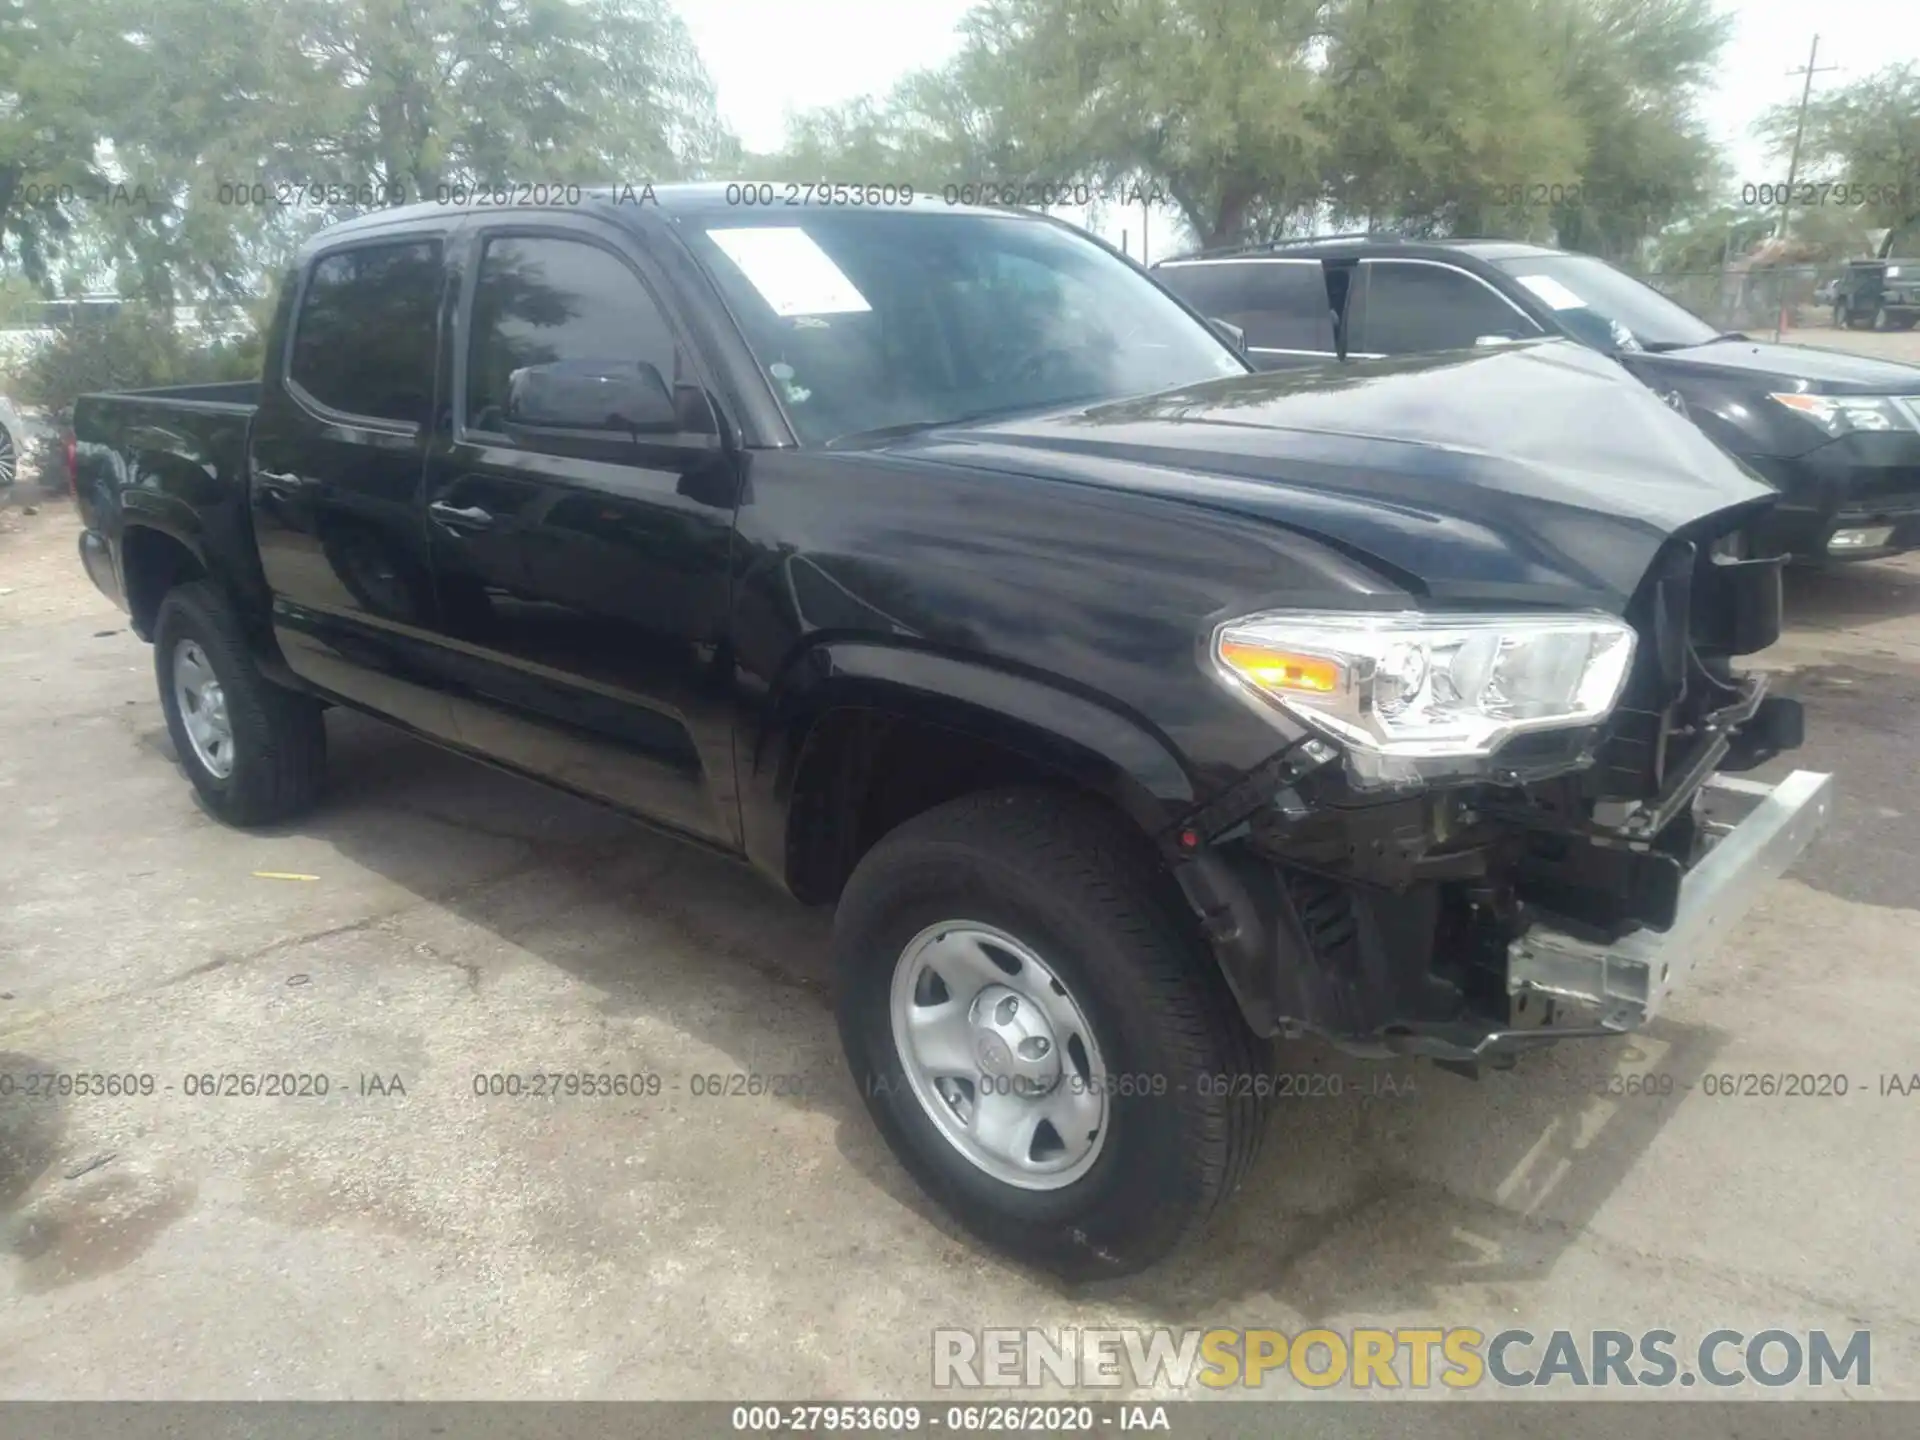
707, 227, 872, 316
1512, 273, 1588, 311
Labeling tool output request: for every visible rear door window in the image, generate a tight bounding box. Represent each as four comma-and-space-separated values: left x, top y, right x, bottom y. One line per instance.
1156, 261, 1336, 353
288, 240, 444, 425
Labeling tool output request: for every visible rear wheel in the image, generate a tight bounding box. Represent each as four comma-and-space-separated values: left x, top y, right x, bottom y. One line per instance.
833, 788, 1273, 1279
154, 581, 327, 825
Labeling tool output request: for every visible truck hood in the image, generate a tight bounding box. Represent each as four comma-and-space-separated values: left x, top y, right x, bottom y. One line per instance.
1630, 337, 1920, 393
887, 339, 1772, 611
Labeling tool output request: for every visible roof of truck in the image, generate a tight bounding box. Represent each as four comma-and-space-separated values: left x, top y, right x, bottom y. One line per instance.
1156, 236, 1566, 266
300, 182, 1016, 253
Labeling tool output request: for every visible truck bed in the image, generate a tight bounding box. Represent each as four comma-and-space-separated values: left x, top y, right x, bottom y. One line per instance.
82, 380, 262, 412
71, 384, 265, 627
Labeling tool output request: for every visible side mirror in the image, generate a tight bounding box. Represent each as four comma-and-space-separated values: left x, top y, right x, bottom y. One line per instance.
1206, 317, 1248, 353
505, 359, 678, 435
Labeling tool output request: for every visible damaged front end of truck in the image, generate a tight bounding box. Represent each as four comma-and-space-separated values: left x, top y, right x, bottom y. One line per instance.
1166, 516, 1833, 1069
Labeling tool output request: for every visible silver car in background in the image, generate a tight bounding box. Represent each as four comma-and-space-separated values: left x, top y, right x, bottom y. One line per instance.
0, 393, 22, 486
0, 394, 58, 489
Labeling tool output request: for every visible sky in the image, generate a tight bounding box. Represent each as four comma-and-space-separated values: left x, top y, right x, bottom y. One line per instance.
675, 0, 1918, 260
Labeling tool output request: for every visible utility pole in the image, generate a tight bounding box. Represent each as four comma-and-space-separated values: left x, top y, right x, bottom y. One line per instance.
1773, 34, 1841, 339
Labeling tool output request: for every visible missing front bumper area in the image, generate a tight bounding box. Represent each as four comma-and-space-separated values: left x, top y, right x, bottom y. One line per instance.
1507, 769, 1834, 1030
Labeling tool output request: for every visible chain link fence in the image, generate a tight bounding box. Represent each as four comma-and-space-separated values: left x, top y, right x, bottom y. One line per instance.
1625, 263, 1838, 333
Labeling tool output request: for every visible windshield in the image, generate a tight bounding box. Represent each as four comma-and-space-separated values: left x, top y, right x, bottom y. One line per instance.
1492, 253, 1722, 352
683, 211, 1248, 444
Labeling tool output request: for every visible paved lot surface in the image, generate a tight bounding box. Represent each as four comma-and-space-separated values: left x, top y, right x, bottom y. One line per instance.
1778, 322, 1920, 365
2, 460, 1918, 1402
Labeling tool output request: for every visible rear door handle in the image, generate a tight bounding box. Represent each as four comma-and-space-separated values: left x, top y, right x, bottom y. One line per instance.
256, 469, 314, 497
429, 500, 495, 533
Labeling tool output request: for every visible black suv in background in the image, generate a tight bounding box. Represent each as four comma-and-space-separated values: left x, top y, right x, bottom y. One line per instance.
1155, 238, 1920, 563
1831, 257, 1920, 332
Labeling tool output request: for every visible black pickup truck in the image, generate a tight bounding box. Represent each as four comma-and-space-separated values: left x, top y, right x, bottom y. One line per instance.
73, 187, 1831, 1278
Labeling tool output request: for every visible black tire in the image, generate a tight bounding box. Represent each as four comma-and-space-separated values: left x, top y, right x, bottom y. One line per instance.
153, 580, 327, 825
1845, 307, 1870, 331
833, 788, 1273, 1280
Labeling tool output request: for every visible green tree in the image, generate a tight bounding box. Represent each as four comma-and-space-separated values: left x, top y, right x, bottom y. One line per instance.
767, 0, 1332, 248
761, 0, 1733, 260
1532, 0, 1731, 259
1760, 62, 1920, 258
1, 0, 137, 284
249, 0, 734, 199
946, 0, 1332, 248
1318, 0, 1585, 240
15, 304, 263, 422
5, 0, 738, 305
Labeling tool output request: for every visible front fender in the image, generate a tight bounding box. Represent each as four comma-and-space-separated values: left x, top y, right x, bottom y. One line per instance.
739, 637, 1199, 892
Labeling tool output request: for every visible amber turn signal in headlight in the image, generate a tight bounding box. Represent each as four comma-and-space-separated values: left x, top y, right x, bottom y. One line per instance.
1211, 610, 1637, 766
1214, 641, 1342, 695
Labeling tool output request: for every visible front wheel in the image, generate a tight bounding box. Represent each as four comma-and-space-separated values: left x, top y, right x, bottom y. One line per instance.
154, 581, 328, 825
833, 789, 1273, 1279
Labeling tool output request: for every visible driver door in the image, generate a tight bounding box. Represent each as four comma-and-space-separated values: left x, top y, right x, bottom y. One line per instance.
417, 216, 746, 846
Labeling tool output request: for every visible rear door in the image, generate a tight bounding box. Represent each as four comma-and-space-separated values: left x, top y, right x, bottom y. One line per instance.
417, 214, 745, 846
1345, 258, 1546, 356
249, 227, 462, 738
1155, 258, 1338, 369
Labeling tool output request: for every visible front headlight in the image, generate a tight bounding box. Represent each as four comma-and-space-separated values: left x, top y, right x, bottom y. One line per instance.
1213, 611, 1636, 783
1768, 392, 1915, 437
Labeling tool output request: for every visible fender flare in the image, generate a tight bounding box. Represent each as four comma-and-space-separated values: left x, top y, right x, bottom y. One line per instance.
757, 637, 1198, 865
117, 505, 211, 639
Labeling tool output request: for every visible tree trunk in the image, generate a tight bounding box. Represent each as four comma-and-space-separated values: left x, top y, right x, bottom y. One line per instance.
1204, 184, 1256, 250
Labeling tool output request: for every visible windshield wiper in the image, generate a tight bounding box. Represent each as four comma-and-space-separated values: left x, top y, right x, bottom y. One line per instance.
825, 410, 1007, 448
824, 393, 1112, 449
1642, 332, 1749, 352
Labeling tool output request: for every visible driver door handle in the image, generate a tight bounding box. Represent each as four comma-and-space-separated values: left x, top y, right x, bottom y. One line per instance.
429, 500, 495, 533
